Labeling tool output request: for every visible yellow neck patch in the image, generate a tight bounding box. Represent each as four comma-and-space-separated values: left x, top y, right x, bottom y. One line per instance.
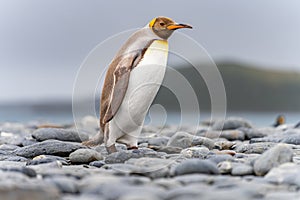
149, 18, 156, 28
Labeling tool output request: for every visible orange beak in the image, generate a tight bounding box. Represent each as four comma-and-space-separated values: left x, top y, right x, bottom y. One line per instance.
167, 23, 193, 30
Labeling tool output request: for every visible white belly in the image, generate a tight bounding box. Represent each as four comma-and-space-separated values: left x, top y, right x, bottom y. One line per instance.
108, 40, 168, 146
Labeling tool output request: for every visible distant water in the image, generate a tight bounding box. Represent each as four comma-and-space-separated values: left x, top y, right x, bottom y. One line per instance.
0, 105, 299, 128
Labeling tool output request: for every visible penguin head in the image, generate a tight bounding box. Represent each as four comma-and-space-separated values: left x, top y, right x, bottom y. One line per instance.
149, 16, 192, 40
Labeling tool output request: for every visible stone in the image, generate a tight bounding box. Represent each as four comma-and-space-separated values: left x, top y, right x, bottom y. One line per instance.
217, 161, 232, 174
147, 136, 169, 147
167, 132, 215, 150
157, 146, 182, 154
250, 129, 300, 145
265, 162, 300, 187
180, 146, 210, 159
174, 159, 219, 176
32, 128, 88, 142
13, 140, 86, 158
0, 173, 60, 200
214, 140, 236, 150
69, 149, 103, 164
207, 154, 234, 164
124, 157, 173, 178
254, 144, 293, 176
212, 117, 252, 130
235, 142, 276, 154
27, 155, 69, 165
240, 127, 275, 139
89, 160, 105, 168
45, 176, 78, 193
0, 166, 36, 177
231, 163, 254, 176
105, 148, 165, 164
201, 130, 245, 141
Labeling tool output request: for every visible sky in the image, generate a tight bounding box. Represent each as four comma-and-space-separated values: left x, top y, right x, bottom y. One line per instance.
0, 0, 300, 103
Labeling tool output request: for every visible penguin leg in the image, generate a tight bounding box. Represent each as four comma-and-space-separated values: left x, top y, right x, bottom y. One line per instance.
104, 123, 118, 154
82, 131, 104, 147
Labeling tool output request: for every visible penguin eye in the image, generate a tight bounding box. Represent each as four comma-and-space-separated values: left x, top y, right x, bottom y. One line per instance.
159, 22, 165, 26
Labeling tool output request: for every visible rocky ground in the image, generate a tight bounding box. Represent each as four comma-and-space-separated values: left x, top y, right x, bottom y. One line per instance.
0, 116, 300, 200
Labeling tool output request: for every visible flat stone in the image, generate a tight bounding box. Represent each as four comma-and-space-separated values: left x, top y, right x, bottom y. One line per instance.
32, 128, 88, 142
254, 144, 293, 176
13, 140, 86, 158
174, 159, 219, 176
250, 129, 300, 145
45, 176, 78, 194
0, 172, 60, 200
231, 163, 254, 176
200, 130, 245, 141
217, 161, 232, 174
180, 146, 210, 159
265, 162, 300, 187
105, 148, 165, 164
212, 117, 252, 130
70, 149, 103, 164
240, 127, 276, 139
147, 136, 169, 147
89, 160, 105, 168
207, 154, 234, 164
235, 142, 277, 154
167, 132, 215, 150
27, 155, 69, 165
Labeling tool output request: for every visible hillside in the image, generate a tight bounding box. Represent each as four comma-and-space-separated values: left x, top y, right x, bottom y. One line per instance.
153, 62, 300, 112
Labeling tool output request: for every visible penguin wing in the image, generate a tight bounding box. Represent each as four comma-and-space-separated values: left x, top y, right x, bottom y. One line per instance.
102, 53, 142, 124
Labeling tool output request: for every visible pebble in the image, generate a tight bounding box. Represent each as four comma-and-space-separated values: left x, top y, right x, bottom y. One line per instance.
235, 142, 276, 154
69, 149, 103, 164
167, 131, 215, 149
265, 162, 300, 187
32, 128, 89, 142
1, 116, 300, 199
105, 148, 165, 164
253, 144, 293, 176
174, 159, 219, 176
231, 163, 254, 176
13, 139, 86, 158
180, 146, 210, 158
27, 155, 69, 165
212, 117, 252, 130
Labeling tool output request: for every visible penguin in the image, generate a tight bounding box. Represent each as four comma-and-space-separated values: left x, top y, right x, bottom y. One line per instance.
273, 115, 285, 127
82, 17, 192, 153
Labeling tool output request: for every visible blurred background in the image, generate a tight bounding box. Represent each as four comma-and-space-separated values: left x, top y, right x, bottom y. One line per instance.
0, 0, 299, 125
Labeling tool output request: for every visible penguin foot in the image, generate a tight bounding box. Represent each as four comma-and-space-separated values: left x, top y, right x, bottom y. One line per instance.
106, 144, 117, 154
82, 133, 104, 147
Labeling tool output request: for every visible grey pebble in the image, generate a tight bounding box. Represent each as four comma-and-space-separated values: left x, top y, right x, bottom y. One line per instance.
45, 176, 78, 194
32, 128, 88, 142
212, 117, 252, 130
26, 155, 69, 165
254, 143, 293, 176
235, 142, 276, 154
174, 159, 219, 176
89, 160, 105, 168
167, 131, 215, 150
231, 163, 254, 176
180, 146, 210, 159
265, 162, 300, 187
105, 148, 165, 164
13, 139, 86, 158
69, 149, 103, 164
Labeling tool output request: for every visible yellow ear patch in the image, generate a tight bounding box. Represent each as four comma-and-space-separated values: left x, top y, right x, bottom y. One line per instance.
149, 18, 157, 28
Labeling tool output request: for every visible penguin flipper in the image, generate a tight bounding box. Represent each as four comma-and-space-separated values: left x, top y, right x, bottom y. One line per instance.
102, 54, 138, 124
